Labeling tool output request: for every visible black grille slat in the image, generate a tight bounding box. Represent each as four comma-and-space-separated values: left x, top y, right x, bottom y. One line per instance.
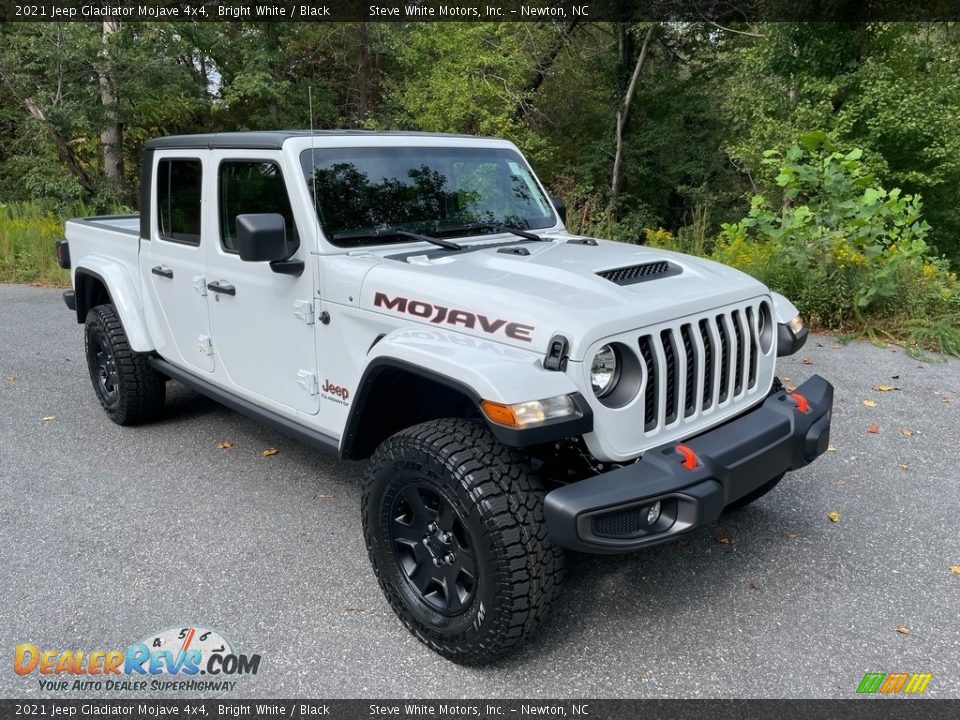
699, 319, 714, 410
632, 304, 764, 436
716, 316, 730, 403
681, 324, 696, 417
661, 330, 678, 425
639, 336, 657, 431
732, 310, 745, 396
597, 261, 680, 286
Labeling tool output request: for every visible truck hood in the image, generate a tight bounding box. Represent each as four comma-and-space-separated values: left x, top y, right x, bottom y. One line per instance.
358, 234, 770, 360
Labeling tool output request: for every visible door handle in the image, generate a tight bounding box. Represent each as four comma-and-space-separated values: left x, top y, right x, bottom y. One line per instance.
151, 265, 174, 279
206, 281, 236, 296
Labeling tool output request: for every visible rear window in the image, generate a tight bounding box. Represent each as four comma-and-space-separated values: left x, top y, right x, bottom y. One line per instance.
156, 159, 203, 244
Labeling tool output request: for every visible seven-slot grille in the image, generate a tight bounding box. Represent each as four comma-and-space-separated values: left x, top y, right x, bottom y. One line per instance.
636, 306, 763, 434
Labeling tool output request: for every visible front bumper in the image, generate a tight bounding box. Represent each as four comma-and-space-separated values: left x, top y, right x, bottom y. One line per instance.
544, 375, 833, 553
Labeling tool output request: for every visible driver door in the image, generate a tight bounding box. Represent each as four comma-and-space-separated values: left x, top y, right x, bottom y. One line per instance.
204, 151, 320, 414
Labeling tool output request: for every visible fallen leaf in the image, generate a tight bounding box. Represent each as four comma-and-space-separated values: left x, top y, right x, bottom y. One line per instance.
342, 606, 362, 614
949, 565, 960, 575
5, 375, 13, 382
831, 344, 841, 349
862, 399, 877, 408
216, 441, 233, 450
313, 493, 333, 500
896, 626, 910, 635
749, 581, 761, 590
867, 423, 880, 434
828, 511, 840, 523
785, 532, 798, 540
676, 539, 689, 549
785, 384, 797, 392
781, 375, 792, 382
899, 464, 909, 471
635, 672, 646, 681
899, 428, 914, 437
802, 357, 813, 365
715, 534, 734, 545
42, 416, 55, 422
943, 397, 953, 404
816, 342, 824, 347
261, 448, 279, 457
891, 374, 900, 379
873, 385, 899, 392
827, 444, 838, 452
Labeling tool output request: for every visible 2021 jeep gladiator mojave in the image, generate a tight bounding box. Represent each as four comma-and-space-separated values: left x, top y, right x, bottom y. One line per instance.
59, 131, 832, 664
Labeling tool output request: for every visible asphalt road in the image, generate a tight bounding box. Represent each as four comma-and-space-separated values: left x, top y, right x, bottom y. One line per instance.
1, 284, 958, 699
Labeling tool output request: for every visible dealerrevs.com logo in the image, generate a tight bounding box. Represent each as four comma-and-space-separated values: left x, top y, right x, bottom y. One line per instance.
14, 626, 261, 692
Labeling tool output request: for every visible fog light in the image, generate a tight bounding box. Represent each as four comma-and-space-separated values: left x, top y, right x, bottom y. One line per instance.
647, 501, 662, 525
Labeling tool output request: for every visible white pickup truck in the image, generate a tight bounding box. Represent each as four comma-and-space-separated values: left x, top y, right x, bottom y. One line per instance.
59, 131, 832, 664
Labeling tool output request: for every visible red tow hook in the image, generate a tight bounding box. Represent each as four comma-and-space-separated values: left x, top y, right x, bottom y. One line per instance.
789, 392, 810, 414
676, 444, 699, 470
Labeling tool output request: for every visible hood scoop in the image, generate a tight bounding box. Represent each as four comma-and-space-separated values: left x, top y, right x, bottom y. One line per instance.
596, 260, 681, 286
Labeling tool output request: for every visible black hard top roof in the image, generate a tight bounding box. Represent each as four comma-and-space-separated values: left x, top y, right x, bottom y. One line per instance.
144, 130, 488, 151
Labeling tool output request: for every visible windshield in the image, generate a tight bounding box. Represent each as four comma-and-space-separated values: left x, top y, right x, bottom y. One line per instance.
299, 146, 557, 247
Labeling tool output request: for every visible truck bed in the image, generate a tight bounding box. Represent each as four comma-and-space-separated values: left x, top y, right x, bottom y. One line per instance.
65, 214, 142, 282
69, 214, 140, 236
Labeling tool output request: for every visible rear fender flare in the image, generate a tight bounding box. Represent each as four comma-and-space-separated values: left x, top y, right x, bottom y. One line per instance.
74, 257, 154, 352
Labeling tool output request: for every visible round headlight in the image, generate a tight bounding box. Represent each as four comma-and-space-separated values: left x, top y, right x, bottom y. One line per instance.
590, 345, 619, 398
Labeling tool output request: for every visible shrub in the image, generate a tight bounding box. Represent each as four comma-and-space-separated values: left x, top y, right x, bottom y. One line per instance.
715, 133, 960, 354
0, 202, 71, 286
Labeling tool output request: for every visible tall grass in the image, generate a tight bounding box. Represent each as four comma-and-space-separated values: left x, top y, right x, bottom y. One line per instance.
0, 201, 104, 286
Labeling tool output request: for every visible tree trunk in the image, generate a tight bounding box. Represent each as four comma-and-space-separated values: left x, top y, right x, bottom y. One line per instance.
609, 24, 656, 220
355, 22, 374, 122
99, 20, 123, 187
512, 21, 579, 123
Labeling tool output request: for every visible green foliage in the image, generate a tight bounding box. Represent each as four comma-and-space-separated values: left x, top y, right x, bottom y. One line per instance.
0, 20, 958, 352
716, 136, 960, 353
383, 24, 553, 164
0, 202, 71, 285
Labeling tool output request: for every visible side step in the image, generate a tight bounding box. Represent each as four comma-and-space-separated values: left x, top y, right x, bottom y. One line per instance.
149, 357, 340, 455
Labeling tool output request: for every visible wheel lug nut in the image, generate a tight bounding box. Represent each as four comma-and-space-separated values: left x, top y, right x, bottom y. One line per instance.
427, 523, 437, 533
442, 532, 453, 543
432, 558, 440, 567
444, 553, 456, 565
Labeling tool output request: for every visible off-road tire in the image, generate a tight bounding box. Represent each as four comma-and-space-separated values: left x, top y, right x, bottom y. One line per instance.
84, 303, 165, 425
362, 418, 564, 665
726, 472, 787, 510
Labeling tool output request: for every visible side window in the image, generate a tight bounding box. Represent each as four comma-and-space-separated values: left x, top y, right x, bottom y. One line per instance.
218, 161, 299, 254
156, 159, 203, 244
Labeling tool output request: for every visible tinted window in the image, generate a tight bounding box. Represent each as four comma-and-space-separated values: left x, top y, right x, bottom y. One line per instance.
218, 161, 299, 254
156, 159, 202, 244
299, 147, 556, 248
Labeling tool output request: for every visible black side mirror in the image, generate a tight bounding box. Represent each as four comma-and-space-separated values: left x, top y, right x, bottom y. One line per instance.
235, 213, 288, 262
551, 196, 566, 224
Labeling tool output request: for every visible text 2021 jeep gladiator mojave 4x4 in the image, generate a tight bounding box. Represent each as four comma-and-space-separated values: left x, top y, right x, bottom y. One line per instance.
58, 130, 832, 665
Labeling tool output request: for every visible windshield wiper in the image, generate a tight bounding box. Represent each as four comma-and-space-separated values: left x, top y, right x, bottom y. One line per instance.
332, 229, 462, 251
435, 222, 544, 242
393, 230, 462, 251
